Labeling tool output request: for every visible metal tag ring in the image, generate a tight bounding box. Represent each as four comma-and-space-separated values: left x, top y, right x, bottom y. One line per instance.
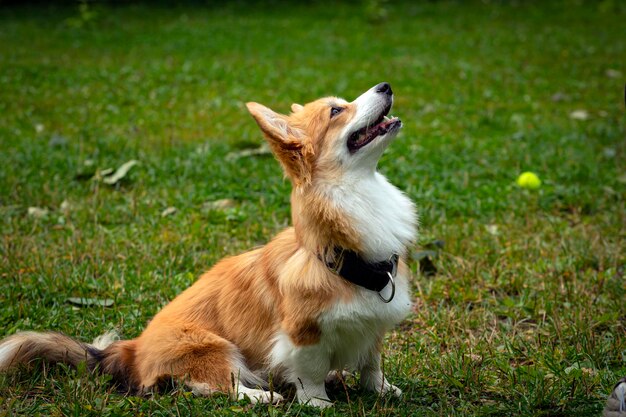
378, 272, 395, 303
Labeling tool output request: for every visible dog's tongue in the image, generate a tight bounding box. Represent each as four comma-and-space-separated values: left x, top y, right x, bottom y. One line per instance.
365, 116, 398, 140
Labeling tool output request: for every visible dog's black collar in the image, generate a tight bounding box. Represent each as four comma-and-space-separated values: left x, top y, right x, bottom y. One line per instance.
320, 248, 399, 302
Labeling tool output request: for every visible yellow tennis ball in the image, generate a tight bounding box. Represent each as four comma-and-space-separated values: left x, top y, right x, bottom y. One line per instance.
516, 172, 541, 190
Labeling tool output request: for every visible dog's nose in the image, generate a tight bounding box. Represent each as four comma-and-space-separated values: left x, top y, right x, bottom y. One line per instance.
375, 82, 393, 96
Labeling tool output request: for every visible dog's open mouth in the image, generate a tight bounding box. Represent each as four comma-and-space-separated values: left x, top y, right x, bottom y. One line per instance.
347, 107, 402, 153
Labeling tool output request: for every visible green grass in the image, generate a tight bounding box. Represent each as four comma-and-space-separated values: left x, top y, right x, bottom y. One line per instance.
0, 1, 625, 415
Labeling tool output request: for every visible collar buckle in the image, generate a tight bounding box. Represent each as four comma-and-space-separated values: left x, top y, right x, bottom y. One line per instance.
325, 248, 344, 275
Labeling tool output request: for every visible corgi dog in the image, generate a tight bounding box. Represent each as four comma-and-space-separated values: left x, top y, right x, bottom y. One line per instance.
0, 82, 417, 408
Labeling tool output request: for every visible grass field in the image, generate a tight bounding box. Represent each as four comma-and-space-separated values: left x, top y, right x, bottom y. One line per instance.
0, 1, 625, 415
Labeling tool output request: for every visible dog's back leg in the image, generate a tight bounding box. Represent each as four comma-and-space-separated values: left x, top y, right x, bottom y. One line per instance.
135, 326, 282, 404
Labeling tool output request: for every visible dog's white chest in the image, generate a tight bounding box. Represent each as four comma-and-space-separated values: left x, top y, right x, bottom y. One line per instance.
317, 275, 412, 369
269, 277, 411, 377
270, 277, 411, 380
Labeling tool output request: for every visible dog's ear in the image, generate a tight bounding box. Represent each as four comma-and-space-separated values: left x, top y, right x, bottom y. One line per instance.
246, 102, 302, 143
291, 103, 304, 113
246, 102, 312, 185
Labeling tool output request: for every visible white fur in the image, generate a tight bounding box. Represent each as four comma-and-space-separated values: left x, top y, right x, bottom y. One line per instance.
615, 382, 626, 411
91, 331, 120, 350
231, 351, 269, 390
268, 84, 417, 406
322, 172, 417, 261
236, 385, 284, 405
0, 337, 21, 371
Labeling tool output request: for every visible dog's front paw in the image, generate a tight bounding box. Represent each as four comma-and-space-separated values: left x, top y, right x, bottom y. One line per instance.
304, 397, 333, 408
364, 379, 402, 398
382, 383, 402, 398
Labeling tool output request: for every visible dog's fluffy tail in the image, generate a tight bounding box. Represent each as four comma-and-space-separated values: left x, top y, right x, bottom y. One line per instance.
0, 331, 139, 392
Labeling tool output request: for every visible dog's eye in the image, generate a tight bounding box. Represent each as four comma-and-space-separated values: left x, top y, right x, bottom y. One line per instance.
330, 107, 343, 118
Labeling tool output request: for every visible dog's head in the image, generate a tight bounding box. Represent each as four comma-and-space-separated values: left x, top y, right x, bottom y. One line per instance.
246, 82, 402, 186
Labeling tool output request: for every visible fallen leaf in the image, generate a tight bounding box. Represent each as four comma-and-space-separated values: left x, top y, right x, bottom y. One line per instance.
225, 143, 271, 160
565, 364, 582, 376
48, 134, 68, 148
510, 113, 524, 126
203, 199, 236, 211
413, 250, 438, 277
414, 240, 443, 277
570, 110, 589, 120
551, 92, 568, 102
413, 250, 438, 261
419, 257, 437, 277
59, 200, 72, 212
161, 206, 177, 217
511, 131, 525, 141
464, 353, 483, 363
486, 224, 499, 236
66, 297, 114, 307
27, 207, 49, 219
102, 160, 139, 185
606, 69, 622, 79
603, 147, 616, 158
425, 239, 445, 250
